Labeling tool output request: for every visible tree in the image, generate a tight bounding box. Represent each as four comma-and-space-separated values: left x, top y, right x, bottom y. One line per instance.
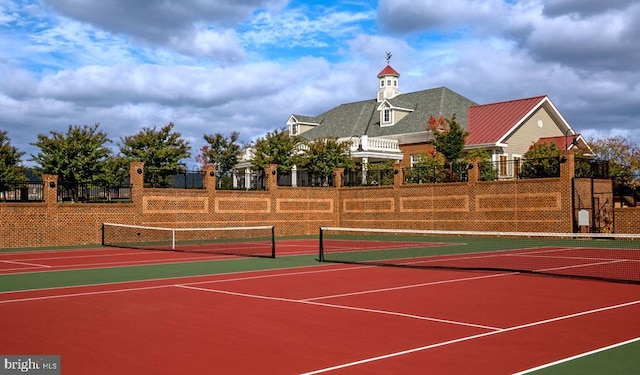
202, 131, 242, 173
119, 122, 191, 188
251, 127, 303, 172
300, 137, 354, 184
405, 149, 447, 183
465, 148, 497, 181
430, 114, 467, 163
30, 124, 113, 192
587, 135, 640, 197
520, 142, 561, 178
0, 130, 26, 183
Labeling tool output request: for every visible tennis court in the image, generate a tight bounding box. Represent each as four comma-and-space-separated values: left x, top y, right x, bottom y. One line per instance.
1, 226, 639, 374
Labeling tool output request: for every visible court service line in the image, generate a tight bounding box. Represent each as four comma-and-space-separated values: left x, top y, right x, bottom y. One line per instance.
298, 299, 640, 374
174, 284, 501, 331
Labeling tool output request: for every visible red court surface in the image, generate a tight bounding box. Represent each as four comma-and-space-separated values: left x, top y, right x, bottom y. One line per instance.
1, 263, 639, 374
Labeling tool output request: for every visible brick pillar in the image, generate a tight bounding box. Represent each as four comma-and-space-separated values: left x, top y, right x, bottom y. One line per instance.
468, 159, 480, 184
129, 161, 144, 204
393, 166, 403, 187
42, 174, 58, 206
265, 164, 278, 190
203, 164, 216, 191
334, 168, 344, 188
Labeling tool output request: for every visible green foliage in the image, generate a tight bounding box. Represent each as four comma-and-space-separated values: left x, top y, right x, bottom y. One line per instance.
251, 127, 303, 172
202, 131, 242, 176
30, 124, 113, 186
300, 137, 355, 179
405, 151, 447, 183
119, 122, 191, 188
0, 130, 26, 184
587, 135, 640, 197
520, 142, 561, 179
465, 148, 498, 181
431, 114, 467, 163
365, 160, 395, 186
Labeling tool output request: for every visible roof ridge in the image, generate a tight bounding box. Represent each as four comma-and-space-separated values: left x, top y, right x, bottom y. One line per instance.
471, 95, 547, 108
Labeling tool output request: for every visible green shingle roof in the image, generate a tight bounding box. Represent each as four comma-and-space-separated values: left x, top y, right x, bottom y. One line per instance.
297, 87, 477, 141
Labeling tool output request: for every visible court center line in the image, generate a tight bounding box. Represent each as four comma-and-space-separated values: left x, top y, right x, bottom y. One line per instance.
302, 272, 513, 302
297, 299, 640, 375
174, 284, 502, 331
513, 336, 640, 374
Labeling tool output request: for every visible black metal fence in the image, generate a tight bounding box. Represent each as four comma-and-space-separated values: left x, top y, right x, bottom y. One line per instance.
343, 168, 395, 187
216, 170, 266, 190
403, 162, 469, 184
0, 181, 44, 202
57, 182, 132, 202
575, 158, 609, 179
278, 169, 334, 187
143, 169, 205, 189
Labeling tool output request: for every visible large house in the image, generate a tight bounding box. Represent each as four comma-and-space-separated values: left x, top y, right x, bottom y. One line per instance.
233, 63, 588, 186
286, 63, 587, 178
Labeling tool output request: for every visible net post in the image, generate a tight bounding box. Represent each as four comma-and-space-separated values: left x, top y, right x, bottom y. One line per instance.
101, 223, 105, 246
172, 229, 176, 250
318, 227, 324, 262
270, 226, 276, 258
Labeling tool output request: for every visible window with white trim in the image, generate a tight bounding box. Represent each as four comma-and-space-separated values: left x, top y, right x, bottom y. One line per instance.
383, 108, 391, 124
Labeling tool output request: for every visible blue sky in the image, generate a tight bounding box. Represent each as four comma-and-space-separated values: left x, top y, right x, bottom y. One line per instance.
1, 0, 639, 167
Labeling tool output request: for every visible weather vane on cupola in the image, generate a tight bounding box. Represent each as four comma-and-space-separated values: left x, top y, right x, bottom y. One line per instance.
385, 52, 392, 65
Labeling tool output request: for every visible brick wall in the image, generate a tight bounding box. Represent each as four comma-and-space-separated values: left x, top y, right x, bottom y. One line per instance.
1, 153, 625, 249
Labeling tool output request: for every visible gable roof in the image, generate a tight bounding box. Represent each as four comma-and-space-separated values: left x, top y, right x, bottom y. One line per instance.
296, 87, 477, 141
466, 96, 547, 146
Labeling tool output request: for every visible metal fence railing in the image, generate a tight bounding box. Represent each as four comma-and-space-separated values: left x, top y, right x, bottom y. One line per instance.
403, 162, 469, 184
343, 168, 395, 187
143, 169, 205, 189
278, 169, 334, 187
216, 170, 266, 190
57, 182, 132, 203
0, 181, 44, 202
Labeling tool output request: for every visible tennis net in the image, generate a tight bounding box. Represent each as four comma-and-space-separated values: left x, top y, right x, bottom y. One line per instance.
318, 227, 640, 284
102, 223, 276, 258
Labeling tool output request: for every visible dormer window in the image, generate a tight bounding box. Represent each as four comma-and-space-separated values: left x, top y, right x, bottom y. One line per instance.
383, 108, 391, 124
291, 124, 299, 135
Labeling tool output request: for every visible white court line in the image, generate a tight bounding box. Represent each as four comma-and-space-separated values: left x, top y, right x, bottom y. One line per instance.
298, 299, 640, 375
0, 259, 51, 268
0, 284, 173, 304
174, 284, 502, 331
0, 263, 364, 298
513, 337, 640, 374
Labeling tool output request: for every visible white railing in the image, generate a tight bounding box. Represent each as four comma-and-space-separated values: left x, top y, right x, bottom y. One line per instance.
341, 136, 401, 154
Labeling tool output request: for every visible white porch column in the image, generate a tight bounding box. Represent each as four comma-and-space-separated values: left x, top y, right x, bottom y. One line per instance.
244, 168, 251, 190
292, 165, 298, 187
361, 157, 368, 185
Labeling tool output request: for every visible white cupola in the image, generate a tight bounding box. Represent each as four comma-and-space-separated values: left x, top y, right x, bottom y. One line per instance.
377, 63, 400, 102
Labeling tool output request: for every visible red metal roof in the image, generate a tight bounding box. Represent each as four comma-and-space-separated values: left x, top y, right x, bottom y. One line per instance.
377, 65, 400, 78
536, 135, 580, 150
466, 96, 547, 145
